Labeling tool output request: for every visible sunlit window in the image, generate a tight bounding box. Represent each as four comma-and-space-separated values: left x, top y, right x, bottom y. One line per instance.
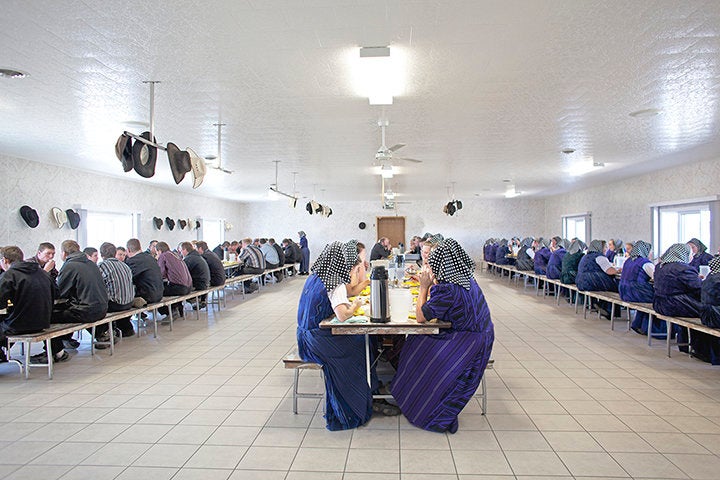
85, 211, 137, 250
654, 203, 711, 256
562, 213, 591, 243
201, 218, 224, 250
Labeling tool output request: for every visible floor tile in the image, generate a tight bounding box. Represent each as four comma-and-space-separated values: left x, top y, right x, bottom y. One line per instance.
400, 448, 456, 474
452, 450, 512, 475
345, 448, 399, 473
290, 447, 347, 472
610, 452, 688, 479
557, 451, 629, 477
503, 450, 570, 476
185, 445, 247, 469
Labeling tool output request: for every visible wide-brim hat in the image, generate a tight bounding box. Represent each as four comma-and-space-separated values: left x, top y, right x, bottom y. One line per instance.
312, 200, 322, 214
51, 207, 67, 228
187, 147, 206, 189
321, 205, 330, 217
179, 219, 187, 230
66, 209, 80, 229
305, 202, 313, 214
153, 217, 163, 229
20, 205, 39, 228
132, 131, 157, 178
446, 202, 456, 216
165, 217, 175, 230
455, 200, 463, 210
167, 142, 191, 185
195, 220, 201, 230
115, 133, 133, 172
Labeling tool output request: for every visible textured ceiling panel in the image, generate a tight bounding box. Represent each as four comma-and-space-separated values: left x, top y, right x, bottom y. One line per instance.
1, 0, 719, 203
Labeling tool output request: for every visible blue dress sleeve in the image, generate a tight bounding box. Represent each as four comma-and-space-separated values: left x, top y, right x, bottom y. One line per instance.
421, 283, 453, 321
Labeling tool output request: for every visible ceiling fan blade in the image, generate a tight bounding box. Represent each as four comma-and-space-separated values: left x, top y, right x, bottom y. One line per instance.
388, 143, 406, 152
395, 157, 423, 163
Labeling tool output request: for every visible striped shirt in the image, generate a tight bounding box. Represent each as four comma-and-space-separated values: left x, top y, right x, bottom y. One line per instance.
239, 244, 266, 269
98, 257, 135, 305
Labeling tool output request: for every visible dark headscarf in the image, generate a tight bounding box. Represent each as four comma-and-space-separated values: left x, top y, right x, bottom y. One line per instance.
630, 240, 651, 259
428, 238, 474, 290
520, 237, 533, 248
567, 239, 585, 255
660, 243, 691, 264
498, 238, 508, 247
688, 238, 707, 254
310, 240, 359, 291
298, 231, 306, 238
558, 238, 570, 250
588, 240, 604, 253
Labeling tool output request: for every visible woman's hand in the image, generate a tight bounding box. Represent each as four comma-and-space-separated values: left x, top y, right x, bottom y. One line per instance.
419, 268, 434, 289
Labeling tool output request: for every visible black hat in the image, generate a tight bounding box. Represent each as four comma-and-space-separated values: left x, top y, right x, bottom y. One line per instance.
166, 142, 191, 184
132, 131, 157, 178
195, 220, 201, 230
153, 217, 163, 229
20, 205, 39, 228
446, 202, 456, 216
115, 133, 133, 172
306, 202, 313, 214
165, 217, 175, 230
179, 219, 187, 230
455, 200, 463, 210
65, 209, 81, 229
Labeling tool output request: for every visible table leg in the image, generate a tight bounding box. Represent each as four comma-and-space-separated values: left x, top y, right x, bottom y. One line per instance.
365, 333, 371, 388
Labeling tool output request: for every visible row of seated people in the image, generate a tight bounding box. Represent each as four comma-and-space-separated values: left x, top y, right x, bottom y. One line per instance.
213, 237, 303, 281
0, 234, 293, 366
485, 236, 720, 364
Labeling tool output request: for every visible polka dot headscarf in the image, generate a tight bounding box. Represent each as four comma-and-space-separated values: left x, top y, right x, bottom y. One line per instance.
588, 240, 605, 253
567, 239, 586, 254
630, 240, 651, 259
311, 240, 359, 291
709, 255, 720, 275
428, 238, 475, 290
660, 243, 691, 264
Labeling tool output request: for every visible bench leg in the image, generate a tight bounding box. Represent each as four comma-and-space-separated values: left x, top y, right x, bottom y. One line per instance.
583, 294, 589, 319
480, 374, 487, 415
46, 339, 54, 379
109, 325, 115, 356
153, 310, 159, 338
293, 368, 299, 414
24, 341, 31, 380
166, 307, 173, 332
91, 326, 96, 356
648, 314, 654, 346
666, 318, 672, 357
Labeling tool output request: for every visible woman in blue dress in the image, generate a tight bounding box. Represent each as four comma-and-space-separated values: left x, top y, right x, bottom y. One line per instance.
296, 240, 373, 430
392, 238, 494, 433
688, 238, 713, 270
298, 231, 310, 275
618, 240, 658, 334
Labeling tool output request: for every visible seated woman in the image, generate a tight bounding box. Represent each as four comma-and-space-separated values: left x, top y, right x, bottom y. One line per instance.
618, 241, 657, 335
699, 256, 720, 364
624, 242, 634, 257
576, 240, 620, 318
654, 244, 704, 355
494, 239, 513, 267
296, 240, 376, 431
515, 237, 535, 271
688, 238, 713, 270
392, 239, 494, 434
605, 238, 624, 263
560, 239, 585, 285
546, 238, 569, 280
533, 238, 551, 275
346, 242, 370, 296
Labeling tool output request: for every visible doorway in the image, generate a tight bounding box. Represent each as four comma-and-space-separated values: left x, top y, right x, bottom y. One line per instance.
377, 216, 406, 250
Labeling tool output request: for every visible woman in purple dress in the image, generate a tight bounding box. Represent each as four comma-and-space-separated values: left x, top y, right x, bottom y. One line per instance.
392, 238, 494, 433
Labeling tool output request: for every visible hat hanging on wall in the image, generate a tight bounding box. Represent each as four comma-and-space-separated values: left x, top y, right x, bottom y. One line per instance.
186, 218, 193, 230
166, 142, 192, 184
165, 217, 175, 230
132, 131, 158, 178
187, 148, 206, 189
195, 220, 201, 230
153, 217, 163, 230
178, 219, 187, 230
51, 207, 67, 228
65, 209, 81, 229
19, 205, 40, 228
115, 133, 133, 172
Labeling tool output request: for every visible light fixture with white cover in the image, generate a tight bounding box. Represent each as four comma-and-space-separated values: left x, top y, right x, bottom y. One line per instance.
567, 157, 605, 177
505, 185, 521, 198
381, 164, 394, 178
353, 46, 406, 105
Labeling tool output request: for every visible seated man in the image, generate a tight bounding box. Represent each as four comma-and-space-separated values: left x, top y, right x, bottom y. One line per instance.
115, 246, 127, 262
259, 238, 280, 282
125, 238, 164, 305
213, 241, 230, 260
196, 241, 225, 287
282, 238, 300, 275
238, 237, 266, 293
83, 247, 99, 264
145, 240, 159, 258
26, 242, 59, 282
370, 237, 391, 261
269, 238, 285, 281
156, 242, 192, 317
47, 240, 109, 358
181, 242, 210, 309
97, 242, 135, 339
0, 246, 57, 362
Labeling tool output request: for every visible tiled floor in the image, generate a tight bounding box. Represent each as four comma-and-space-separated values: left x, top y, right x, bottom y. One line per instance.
2, 272, 720, 479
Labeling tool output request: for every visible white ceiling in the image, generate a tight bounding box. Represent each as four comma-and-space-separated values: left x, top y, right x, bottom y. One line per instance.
1, 0, 720, 203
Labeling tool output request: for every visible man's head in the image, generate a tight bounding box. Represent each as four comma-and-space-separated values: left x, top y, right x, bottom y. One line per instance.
61, 240, 80, 261
148, 240, 158, 255
253, 238, 260, 246
196, 241, 209, 253
126, 238, 142, 256
180, 241, 194, 256
268, 238, 276, 245
36, 242, 56, 265
0, 245, 24, 271
115, 246, 127, 261
379, 237, 390, 249
242, 238, 252, 247
222, 241, 230, 249
99, 242, 117, 260
259, 238, 267, 245
83, 247, 99, 263
156, 241, 171, 254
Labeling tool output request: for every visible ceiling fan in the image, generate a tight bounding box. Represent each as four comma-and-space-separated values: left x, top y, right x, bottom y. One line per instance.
374, 120, 422, 166
204, 123, 233, 174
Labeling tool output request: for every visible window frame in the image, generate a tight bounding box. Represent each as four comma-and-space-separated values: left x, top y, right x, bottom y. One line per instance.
78, 208, 140, 250
562, 212, 591, 244
650, 197, 717, 259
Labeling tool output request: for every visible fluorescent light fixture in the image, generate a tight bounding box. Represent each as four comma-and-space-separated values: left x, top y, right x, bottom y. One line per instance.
504, 186, 521, 198
381, 164, 394, 178
352, 46, 406, 105
568, 160, 605, 177
384, 190, 395, 200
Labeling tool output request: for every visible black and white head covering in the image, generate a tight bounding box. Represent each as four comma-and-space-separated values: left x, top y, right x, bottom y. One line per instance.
567, 239, 585, 254
559, 238, 570, 249
539, 238, 550, 248
311, 240, 359, 291
520, 237, 534, 248
428, 238, 475, 290
588, 240, 605, 253
498, 238, 508, 247
630, 240, 651, 259
428, 233, 444, 245
709, 255, 720, 275
688, 238, 707, 254
660, 243, 691, 264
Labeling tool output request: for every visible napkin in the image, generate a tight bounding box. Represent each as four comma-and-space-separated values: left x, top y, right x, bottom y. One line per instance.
330, 316, 370, 324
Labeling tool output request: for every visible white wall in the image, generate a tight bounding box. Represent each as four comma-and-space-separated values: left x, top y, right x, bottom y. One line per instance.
234, 197, 547, 262
543, 156, 720, 250
0, 154, 244, 259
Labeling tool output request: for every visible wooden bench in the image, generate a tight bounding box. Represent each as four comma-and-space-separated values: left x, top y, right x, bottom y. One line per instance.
282, 348, 323, 414
477, 359, 495, 415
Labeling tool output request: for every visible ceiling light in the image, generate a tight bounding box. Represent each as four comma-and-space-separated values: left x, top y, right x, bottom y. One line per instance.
561, 148, 575, 154
568, 160, 604, 177
0, 68, 28, 79
384, 190, 395, 200
502, 179, 511, 183
629, 108, 661, 118
352, 46, 405, 105
381, 164, 394, 178
504, 185, 521, 198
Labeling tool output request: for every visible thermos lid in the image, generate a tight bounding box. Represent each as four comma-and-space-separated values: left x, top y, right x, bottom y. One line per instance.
370, 265, 388, 280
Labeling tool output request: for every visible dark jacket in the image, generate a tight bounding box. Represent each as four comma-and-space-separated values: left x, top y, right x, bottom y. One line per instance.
653, 262, 702, 317
533, 247, 551, 275
184, 250, 210, 290
0, 261, 55, 333
576, 251, 617, 292
495, 245, 512, 266
212, 244, 225, 260
546, 248, 567, 280
201, 251, 226, 287
690, 252, 714, 269
701, 274, 720, 328
370, 242, 390, 261
126, 251, 164, 303
272, 243, 285, 266
619, 257, 654, 303
560, 251, 583, 284
26, 255, 59, 282
515, 247, 534, 271
285, 242, 301, 263
57, 252, 108, 321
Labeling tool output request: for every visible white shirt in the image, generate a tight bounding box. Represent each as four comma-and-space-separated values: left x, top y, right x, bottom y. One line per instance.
642, 262, 655, 279
328, 284, 350, 310
526, 248, 535, 260
595, 255, 614, 273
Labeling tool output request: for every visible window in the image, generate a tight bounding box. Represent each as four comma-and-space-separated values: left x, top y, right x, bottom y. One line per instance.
653, 202, 712, 257
200, 218, 224, 250
83, 210, 138, 249
562, 213, 591, 243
